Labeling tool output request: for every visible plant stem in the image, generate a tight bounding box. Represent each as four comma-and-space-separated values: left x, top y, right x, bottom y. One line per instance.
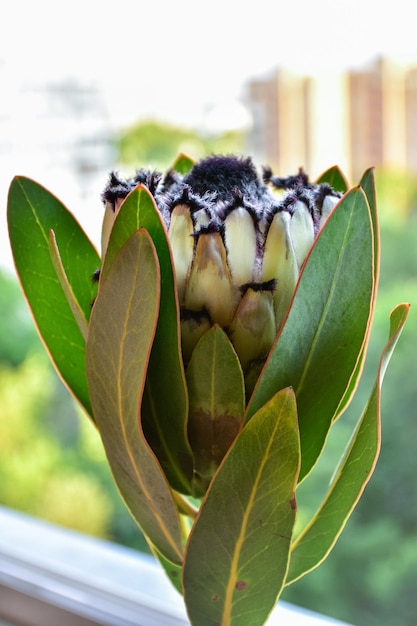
173, 491, 199, 519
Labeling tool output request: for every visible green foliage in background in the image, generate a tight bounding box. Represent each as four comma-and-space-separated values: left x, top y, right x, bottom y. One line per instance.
116, 119, 245, 170
0, 270, 148, 549
0, 271, 43, 366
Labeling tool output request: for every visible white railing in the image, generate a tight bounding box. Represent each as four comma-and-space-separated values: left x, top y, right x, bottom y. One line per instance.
0, 506, 352, 626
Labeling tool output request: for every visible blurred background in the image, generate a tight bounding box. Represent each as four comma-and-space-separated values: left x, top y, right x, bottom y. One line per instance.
1, 1, 416, 624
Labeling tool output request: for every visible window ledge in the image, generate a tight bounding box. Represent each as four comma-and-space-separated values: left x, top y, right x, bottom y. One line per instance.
0, 506, 351, 626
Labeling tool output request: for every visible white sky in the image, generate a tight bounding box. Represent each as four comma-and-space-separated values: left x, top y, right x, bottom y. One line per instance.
3, 0, 417, 124
2, 0, 417, 271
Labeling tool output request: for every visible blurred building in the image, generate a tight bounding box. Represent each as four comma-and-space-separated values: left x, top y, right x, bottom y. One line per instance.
246, 57, 417, 181
0, 74, 117, 269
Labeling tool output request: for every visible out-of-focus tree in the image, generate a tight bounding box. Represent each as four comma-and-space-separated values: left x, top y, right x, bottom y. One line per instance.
0, 270, 42, 366
0, 354, 110, 536
0, 269, 147, 546
116, 119, 246, 170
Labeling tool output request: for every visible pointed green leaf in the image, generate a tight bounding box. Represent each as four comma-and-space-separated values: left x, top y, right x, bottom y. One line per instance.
102, 185, 193, 493
7, 176, 100, 416
186, 326, 245, 494
286, 303, 409, 585
101, 185, 162, 279
334, 168, 379, 419
171, 152, 196, 174
183, 388, 300, 626
86, 229, 184, 565
360, 168, 379, 289
247, 188, 375, 482
315, 165, 349, 193
49, 230, 89, 341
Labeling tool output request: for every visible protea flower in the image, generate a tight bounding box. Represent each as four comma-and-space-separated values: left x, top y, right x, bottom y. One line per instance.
101, 155, 340, 391
7, 154, 408, 626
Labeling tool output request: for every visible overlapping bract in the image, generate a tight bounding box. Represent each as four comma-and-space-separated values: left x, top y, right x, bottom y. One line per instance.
101, 155, 340, 385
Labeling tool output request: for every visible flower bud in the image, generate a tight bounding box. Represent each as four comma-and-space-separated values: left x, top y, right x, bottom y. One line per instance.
184, 229, 235, 328
101, 156, 341, 381
230, 285, 276, 371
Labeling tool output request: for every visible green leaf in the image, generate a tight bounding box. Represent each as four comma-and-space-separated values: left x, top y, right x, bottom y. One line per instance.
86, 229, 184, 565
49, 230, 88, 341
286, 303, 410, 585
170, 152, 195, 174
247, 187, 375, 482
7, 176, 100, 416
183, 388, 300, 626
360, 168, 379, 283
102, 186, 194, 494
315, 165, 349, 193
151, 543, 184, 594
334, 168, 379, 419
186, 326, 245, 495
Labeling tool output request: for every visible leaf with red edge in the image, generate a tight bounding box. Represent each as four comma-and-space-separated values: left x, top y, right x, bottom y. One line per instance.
247, 187, 375, 482
184, 388, 300, 626
86, 229, 184, 564
286, 303, 409, 584
315, 165, 349, 193
7, 176, 99, 417
171, 153, 195, 174
102, 186, 194, 494
334, 168, 379, 420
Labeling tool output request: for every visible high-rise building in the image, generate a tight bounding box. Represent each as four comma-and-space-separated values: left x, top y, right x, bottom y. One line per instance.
347, 57, 408, 179
246, 69, 313, 175
245, 57, 417, 181
405, 67, 417, 173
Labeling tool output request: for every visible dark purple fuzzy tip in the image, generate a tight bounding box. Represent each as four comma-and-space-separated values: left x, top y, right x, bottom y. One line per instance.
183, 155, 263, 202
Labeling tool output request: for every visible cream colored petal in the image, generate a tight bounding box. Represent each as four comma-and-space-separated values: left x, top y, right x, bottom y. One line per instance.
101, 197, 127, 259
184, 231, 235, 328
224, 207, 257, 287
290, 200, 315, 268
319, 194, 339, 230
262, 211, 299, 331
168, 204, 194, 304
101, 202, 116, 259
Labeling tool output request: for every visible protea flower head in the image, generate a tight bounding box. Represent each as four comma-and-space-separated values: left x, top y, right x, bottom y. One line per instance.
101, 155, 341, 391
8, 152, 409, 624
